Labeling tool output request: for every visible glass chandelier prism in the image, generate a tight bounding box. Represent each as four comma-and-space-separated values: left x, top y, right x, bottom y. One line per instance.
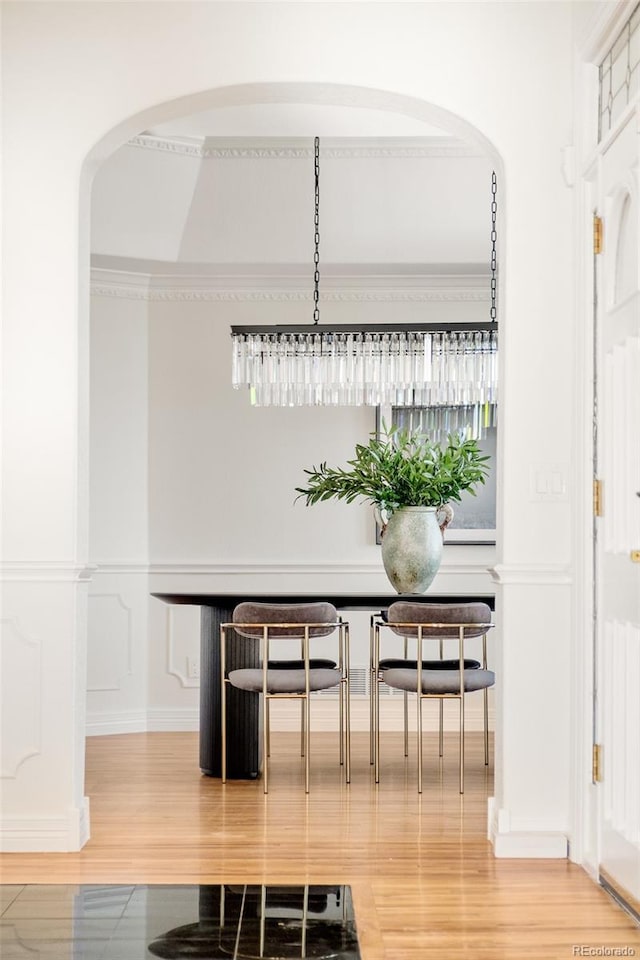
230, 137, 498, 435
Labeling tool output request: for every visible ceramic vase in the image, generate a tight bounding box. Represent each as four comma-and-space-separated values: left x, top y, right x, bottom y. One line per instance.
380, 506, 443, 594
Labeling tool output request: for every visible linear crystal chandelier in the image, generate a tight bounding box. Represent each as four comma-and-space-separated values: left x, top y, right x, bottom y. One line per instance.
231, 138, 498, 430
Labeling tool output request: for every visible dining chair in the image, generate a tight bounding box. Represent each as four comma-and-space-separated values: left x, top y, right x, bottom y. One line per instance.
368, 609, 482, 764
373, 601, 494, 793
221, 601, 350, 793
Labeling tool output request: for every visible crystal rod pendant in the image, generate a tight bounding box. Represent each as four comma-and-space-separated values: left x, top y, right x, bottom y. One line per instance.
231, 326, 498, 427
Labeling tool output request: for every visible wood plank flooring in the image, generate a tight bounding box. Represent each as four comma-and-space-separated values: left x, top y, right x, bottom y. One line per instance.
1, 732, 638, 958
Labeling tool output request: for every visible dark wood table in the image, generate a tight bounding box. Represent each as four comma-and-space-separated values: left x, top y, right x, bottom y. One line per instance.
152, 592, 496, 779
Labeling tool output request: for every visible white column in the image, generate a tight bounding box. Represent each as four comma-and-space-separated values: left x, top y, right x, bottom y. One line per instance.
1, 141, 92, 849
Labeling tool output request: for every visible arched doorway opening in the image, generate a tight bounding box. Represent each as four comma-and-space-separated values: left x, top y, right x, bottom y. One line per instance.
81, 84, 501, 824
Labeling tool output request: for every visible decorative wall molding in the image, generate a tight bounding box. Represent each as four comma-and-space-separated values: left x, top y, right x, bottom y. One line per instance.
0, 619, 41, 778
0, 563, 96, 582
91, 264, 490, 304
86, 593, 134, 692
129, 134, 484, 161
166, 608, 199, 689
147, 560, 492, 577
90, 561, 150, 575
489, 563, 573, 586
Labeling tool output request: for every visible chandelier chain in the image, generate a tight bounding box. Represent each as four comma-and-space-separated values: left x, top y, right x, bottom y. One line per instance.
490, 171, 497, 323
313, 136, 320, 325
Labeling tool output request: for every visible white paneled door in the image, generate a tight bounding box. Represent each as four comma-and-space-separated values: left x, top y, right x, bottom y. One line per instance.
596, 108, 640, 912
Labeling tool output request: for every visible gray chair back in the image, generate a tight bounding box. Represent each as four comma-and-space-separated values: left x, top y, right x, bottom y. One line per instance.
387, 601, 492, 639
232, 601, 338, 639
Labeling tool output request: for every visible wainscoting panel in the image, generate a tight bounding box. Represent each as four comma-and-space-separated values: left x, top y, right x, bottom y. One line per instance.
0, 618, 41, 778
85, 572, 149, 736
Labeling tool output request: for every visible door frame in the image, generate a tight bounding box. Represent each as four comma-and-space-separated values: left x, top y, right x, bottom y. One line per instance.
573, 0, 640, 875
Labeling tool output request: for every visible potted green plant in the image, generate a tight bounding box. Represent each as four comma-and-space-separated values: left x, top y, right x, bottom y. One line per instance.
296, 425, 490, 594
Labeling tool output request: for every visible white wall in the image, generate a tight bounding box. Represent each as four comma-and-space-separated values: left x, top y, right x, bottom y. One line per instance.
88, 137, 497, 733
87, 296, 149, 735
2, 0, 578, 855
90, 279, 496, 731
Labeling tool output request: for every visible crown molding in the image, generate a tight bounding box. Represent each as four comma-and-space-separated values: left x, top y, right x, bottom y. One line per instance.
91, 262, 490, 304
128, 134, 484, 161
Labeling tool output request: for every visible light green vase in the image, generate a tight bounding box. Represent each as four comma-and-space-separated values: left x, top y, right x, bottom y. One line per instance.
380, 506, 443, 594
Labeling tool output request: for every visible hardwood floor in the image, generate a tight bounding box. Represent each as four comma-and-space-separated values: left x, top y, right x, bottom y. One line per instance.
1, 732, 638, 958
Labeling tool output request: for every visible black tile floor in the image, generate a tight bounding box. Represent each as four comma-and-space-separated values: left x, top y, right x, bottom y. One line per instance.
0, 884, 360, 959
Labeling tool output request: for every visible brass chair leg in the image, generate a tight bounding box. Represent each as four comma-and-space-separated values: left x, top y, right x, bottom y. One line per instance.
300, 699, 305, 757
304, 692, 311, 794
459, 626, 465, 794
417, 691, 423, 794
304, 626, 311, 794
263, 627, 269, 795
459, 694, 465, 794
403, 693, 409, 758
483, 634, 489, 765
484, 686, 489, 766
339, 685, 344, 767
403, 636, 409, 757
344, 622, 351, 783
260, 886, 267, 957
439, 636, 444, 757
266, 699, 271, 758
374, 623, 381, 784
369, 614, 375, 765
338, 622, 345, 771
221, 626, 227, 784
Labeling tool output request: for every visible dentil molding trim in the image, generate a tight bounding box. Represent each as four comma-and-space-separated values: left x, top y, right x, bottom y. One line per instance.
129, 134, 484, 160
91, 264, 490, 304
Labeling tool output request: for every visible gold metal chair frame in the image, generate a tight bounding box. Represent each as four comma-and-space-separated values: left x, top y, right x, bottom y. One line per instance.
372, 619, 494, 794
221, 620, 351, 794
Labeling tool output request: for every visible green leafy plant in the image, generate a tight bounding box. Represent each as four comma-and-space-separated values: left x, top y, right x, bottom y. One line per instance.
295, 425, 490, 513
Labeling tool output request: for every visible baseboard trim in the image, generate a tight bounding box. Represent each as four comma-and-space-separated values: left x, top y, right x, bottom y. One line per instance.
270, 697, 494, 733
86, 700, 494, 735
146, 709, 200, 732
0, 805, 90, 852
86, 710, 148, 736
492, 831, 569, 858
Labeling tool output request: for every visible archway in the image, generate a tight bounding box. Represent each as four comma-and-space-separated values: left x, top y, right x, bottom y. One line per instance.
82, 79, 505, 830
